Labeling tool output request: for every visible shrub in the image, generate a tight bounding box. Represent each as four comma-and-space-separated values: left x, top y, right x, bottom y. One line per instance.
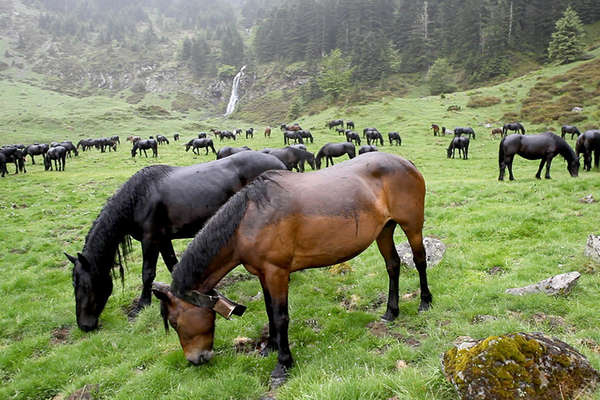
467, 96, 501, 108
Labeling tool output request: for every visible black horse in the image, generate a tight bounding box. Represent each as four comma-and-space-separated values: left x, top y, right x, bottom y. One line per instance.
51, 141, 78, 157
265, 146, 316, 172
186, 138, 216, 155
198, 132, 207, 139
326, 119, 344, 130
498, 132, 579, 181
366, 130, 383, 146
561, 125, 581, 140
358, 145, 378, 155
131, 139, 158, 158
454, 127, 476, 140
216, 146, 252, 160
0, 152, 7, 177
447, 136, 470, 160
44, 146, 67, 171
157, 135, 170, 145
502, 122, 525, 136
173, 133, 180, 141
25, 144, 48, 164
345, 130, 361, 146
346, 120, 355, 130
576, 130, 600, 171
1, 146, 27, 174
283, 131, 304, 145
316, 142, 356, 169
65, 151, 287, 331
218, 131, 237, 141
388, 132, 401, 146
335, 127, 345, 135
246, 128, 254, 139
298, 130, 314, 144
363, 127, 378, 138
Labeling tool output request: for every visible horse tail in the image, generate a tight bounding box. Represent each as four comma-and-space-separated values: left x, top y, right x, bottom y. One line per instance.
498, 136, 506, 167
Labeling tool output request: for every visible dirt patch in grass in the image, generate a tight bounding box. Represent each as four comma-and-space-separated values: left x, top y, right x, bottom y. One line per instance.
215, 272, 254, 289
367, 321, 423, 347
65, 384, 99, 400
171, 92, 206, 112
233, 324, 270, 354
467, 96, 501, 108
126, 92, 145, 104
487, 265, 505, 275
51, 325, 71, 345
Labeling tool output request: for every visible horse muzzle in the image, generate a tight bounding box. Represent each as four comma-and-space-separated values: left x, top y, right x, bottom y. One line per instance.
186, 350, 214, 365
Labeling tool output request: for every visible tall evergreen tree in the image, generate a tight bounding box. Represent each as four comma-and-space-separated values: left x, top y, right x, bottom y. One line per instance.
548, 6, 586, 64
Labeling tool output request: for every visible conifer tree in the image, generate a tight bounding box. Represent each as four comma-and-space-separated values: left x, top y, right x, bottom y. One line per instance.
548, 6, 586, 64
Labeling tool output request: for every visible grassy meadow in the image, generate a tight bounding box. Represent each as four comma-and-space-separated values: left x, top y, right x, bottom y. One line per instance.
1, 53, 600, 400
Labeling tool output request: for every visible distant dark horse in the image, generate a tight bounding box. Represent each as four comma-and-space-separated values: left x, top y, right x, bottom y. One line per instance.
264, 127, 271, 138
298, 130, 314, 144
326, 119, 344, 130
151, 152, 431, 386
131, 139, 158, 157
491, 128, 503, 139
561, 125, 581, 140
25, 144, 48, 164
52, 141, 78, 157
576, 130, 600, 171
498, 132, 579, 180
502, 122, 525, 136
345, 130, 361, 146
186, 138, 216, 155
454, 127, 476, 140
65, 151, 286, 331
283, 131, 304, 145
246, 128, 254, 139
44, 146, 67, 171
0, 153, 7, 177
366, 130, 383, 146
156, 135, 170, 145
263, 146, 316, 172
358, 145, 378, 155
316, 142, 356, 169
388, 132, 401, 146
431, 124, 440, 136
216, 146, 252, 160
447, 136, 470, 159
346, 120, 355, 130
198, 132, 207, 139
173, 133, 180, 141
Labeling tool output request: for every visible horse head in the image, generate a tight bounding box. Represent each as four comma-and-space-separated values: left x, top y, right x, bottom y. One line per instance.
306, 152, 316, 170
152, 282, 245, 365
315, 156, 322, 170
66, 252, 113, 331
568, 157, 580, 177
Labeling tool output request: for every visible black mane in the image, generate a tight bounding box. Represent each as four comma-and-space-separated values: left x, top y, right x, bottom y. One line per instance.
83, 165, 173, 278
171, 173, 278, 296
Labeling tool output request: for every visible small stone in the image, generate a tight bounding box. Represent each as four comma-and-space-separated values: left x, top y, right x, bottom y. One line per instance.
395, 360, 408, 370
579, 194, 596, 203
396, 237, 446, 269
505, 271, 581, 296
584, 234, 600, 263
471, 314, 498, 324
233, 336, 254, 352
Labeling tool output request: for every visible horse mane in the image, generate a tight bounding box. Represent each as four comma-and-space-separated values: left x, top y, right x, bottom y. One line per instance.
83, 165, 172, 280
171, 174, 278, 296
547, 131, 577, 162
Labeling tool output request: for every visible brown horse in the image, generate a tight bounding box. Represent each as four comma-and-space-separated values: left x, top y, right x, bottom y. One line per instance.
431, 124, 440, 136
264, 126, 271, 138
152, 152, 431, 386
491, 128, 503, 138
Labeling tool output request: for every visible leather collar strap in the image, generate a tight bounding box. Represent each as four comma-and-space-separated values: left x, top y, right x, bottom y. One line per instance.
178, 289, 220, 308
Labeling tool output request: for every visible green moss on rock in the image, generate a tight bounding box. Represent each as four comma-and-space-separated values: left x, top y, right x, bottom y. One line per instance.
442, 332, 599, 400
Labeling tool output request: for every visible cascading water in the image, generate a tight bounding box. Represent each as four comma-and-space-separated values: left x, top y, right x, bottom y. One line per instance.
224, 65, 246, 116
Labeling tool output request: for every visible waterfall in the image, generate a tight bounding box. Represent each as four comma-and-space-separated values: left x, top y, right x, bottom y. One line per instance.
224, 65, 246, 116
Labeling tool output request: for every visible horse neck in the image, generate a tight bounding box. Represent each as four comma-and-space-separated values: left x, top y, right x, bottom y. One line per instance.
558, 140, 575, 161
83, 209, 131, 274
180, 240, 240, 294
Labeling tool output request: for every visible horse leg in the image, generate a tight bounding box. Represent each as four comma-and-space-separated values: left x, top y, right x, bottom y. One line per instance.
257, 277, 277, 357
261, 267, 293, 386
507, 156, 515, 181
397, 223, 431, 312
376, 221, 401, 321
594, 150, 600, 169
136, 240, 160, 312
159, 241, 178, 273
544, 157, 553, 179
535, 159, 546, 179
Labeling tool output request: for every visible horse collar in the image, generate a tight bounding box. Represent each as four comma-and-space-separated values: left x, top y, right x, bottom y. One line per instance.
178, 289, 247, 319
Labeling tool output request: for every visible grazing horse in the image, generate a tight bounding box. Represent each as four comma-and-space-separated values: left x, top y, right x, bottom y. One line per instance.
186, 138, 216, 155
388, 132, 402, 146
173, 133, 180, 142
0, 146, 26, 174
363, 127, 378, 138
283, 131, 304, 145
346, 120, 355, 130
44, 146, 67, 171
246, 128, 254, 139
131, 139, 158, 158
335, 127, 345, 135
366, 130, 383, 146
127, 136, 141, 144
265, 146, 316, 172
502, 122, 525, 136
216, 146, 252, 160
441, 127, 453, 136
561, 125, 581, 140
431, 124, 440, 136
235, 128, 243, 136
281, 123, 301, 132
326, 119, 344, 130
345, 130, 361, 146
498, 132, 579, 181
264, 127, 271, 138
298, 130, 314, 144
491, 128, 503, 139
358, 145, 378, 155
151, 152, 431, 386
447, 136, 470, 159
576, 130, 600, 171
198, 132, 207, 139
218, 131, 237, 141
111, 135, 120, 145
454, 127, 476, 140
65, 151, 286, 332
25, 144, 48, 164
0, 152, 7, 177
156, 135, 170, 145
315, 142, 356, 169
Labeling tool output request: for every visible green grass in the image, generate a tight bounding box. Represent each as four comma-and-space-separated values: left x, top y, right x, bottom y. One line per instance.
2, 53, 600, 400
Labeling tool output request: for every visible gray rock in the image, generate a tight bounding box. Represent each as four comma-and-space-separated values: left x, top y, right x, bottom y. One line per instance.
442, 332, 599, 400
584, 234, 600, 263
395, 236, 445, 268
505, 271, 581, 296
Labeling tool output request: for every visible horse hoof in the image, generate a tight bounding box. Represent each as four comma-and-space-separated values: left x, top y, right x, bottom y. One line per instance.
418, 302, 431, 313
270, 365, 288, 389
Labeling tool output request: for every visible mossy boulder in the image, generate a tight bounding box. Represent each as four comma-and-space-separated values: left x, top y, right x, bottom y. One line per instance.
442, 332, 599, 400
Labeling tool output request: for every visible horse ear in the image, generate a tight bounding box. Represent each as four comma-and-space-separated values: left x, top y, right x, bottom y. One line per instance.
77, 252, 90, 269
152, 282, 172, 304
64, 252, 77, 264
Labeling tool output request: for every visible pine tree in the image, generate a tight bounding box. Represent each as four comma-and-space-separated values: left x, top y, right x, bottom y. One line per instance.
548, 6, 586, 64
427, 58, 456, 95
317, 49, 353, 100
